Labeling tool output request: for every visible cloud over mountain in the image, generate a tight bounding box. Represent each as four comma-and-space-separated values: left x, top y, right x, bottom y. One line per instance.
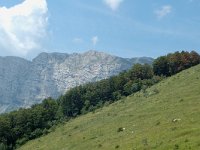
0, 0, 48, 57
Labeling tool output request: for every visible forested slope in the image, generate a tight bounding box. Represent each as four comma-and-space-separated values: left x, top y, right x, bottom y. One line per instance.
0, 51, 200, 150
19, 64, 200, 150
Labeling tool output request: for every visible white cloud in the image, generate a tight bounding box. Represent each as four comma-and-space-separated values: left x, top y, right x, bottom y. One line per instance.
104, 0, 123, 11
91, 36, 99, 46
0, 0, 48, 57
155, 5, 172, 19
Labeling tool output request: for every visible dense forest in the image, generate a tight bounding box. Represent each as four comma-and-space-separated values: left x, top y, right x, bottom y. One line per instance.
0, 51, 200, 150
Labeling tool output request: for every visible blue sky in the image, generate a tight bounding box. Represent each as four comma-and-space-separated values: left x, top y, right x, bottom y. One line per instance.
0, 0, 200, 59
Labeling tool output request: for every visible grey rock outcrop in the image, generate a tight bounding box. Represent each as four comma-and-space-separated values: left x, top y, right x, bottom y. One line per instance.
0, 50, 153, 113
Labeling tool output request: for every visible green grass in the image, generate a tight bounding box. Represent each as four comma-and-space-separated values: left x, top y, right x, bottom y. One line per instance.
19, 65, 200, 150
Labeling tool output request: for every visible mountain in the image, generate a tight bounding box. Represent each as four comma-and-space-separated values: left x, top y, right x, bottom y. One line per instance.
0, 50, 153, 113
19, 64, 200, 150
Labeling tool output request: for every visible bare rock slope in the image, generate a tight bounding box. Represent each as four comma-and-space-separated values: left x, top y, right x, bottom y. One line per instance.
0, 50, 153, 113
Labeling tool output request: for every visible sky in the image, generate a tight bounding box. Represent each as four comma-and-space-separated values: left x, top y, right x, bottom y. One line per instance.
0, 0, 200, 59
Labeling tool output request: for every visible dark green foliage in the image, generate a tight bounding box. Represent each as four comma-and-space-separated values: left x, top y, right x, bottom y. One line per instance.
115, 145, 120, 149
0, 63, 158, 149
117, 127, 124, 132
0, 143, 7, 150
60, 87, 84, 117
153, 51, 200, 76
59, 63, 156, 118
98, 144, 102, 147
112, 91, 122, 100
131, 82, 141, 93
174, 144, 179, 150
16, 137, 28, 148
153, 56, 169, 76
0, 98, 58, 149
0, 50, 199, 149
156, 121, 161, 126
129, 63, 154, 80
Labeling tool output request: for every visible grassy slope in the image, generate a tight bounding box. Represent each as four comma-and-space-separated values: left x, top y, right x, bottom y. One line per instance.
19, 65, 200, 150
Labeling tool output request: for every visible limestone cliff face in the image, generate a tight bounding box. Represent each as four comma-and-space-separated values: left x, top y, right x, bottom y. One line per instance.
0, 51, 153, 113
0, 56, 31, 113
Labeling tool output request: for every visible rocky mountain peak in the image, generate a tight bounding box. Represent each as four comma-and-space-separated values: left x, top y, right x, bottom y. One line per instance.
0, 50, 153, 113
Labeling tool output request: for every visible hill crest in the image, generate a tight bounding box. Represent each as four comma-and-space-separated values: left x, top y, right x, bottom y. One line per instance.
19, 64, 200, 150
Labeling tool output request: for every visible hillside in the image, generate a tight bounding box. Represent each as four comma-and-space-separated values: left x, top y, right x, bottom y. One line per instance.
19, 64, 200, 150
0, 50, 153, 113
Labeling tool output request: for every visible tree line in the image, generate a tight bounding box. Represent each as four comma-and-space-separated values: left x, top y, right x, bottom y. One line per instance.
0, 51, 199, 149
153, 51, 200, 76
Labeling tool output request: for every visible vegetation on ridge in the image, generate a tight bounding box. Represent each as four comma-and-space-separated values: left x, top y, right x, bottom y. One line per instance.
19, 61, 200, 150
0, 51, 200, 149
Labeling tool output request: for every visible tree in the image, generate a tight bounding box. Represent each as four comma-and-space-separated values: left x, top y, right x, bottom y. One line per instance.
153, 51, 200, 76
180, 51, 191, 70
42, 98, 58, 121
129, 64, 153, 80
61, 87, 84, 117
0, 143, 7, 150
168, 52, 182, 75
190, 51, 200, 66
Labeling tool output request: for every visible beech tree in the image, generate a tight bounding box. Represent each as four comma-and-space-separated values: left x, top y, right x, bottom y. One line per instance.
153, 51, 200, 76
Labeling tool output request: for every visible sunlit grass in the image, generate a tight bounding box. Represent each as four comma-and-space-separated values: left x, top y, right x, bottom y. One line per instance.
19, 65, 200, 150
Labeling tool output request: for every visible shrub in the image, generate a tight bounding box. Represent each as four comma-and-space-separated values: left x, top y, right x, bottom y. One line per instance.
0, 143, 7, 150
16, 137, 28, 147
117, 127, 123, 132
29, 128, 43, 140
132, 82, 141, 93
98, 144, 102, 147
42, 128, 49, 135
156, 121, 160, 126
112, 91, 122, 100
174, 144, 179, 149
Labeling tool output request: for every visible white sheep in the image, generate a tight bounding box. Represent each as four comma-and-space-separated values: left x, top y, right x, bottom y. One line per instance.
172, 118, 181, 122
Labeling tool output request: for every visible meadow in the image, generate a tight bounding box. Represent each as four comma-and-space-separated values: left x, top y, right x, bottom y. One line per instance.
19, 64, 200, 150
